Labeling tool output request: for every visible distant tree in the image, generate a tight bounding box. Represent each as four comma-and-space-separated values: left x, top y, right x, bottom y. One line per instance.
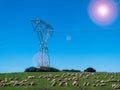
32, 66, 60, 72
25, 66, 60, 72
62, 69, 81, 72
70, 69, 81, 72
46, 67, 60, 72
62, 69, 69, 72
24, 66, 37, 72
84, 67, 96, 72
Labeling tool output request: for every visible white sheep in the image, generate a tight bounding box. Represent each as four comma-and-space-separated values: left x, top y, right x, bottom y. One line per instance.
83, 82, 90, 86
72, 81, 78, 86
51, 81, 57, 86
65, 82, 68, 86
59, 81, 64, 86
13, 81, 20, 86
28, 76, 35, 79
30, 81, 35, 86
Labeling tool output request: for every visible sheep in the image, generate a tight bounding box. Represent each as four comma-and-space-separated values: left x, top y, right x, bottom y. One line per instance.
94, 80, 100, 83
54, 75, 59, 78
30, 81, 35, 86
20, 82, 26, 86
51, 79, 56, 83
59, 81, 64, 86
1, 83, 7, 87
19, 80, 28, 86
66, 73, 70, 76
47, 78, 51, 81
99, 83, 106, 87
113, 85, 119, 89
28, 75, 35, 79
100, 80, 105, 83
68, 78, 71, 81
110, 75, 114, 79
19, 80, 27, 84
79, 74, 83, 77
38, 75, 43, 78
9, 78, 13, 81
112, 84, 116, 88
0, 83, 2, 87
58, 81, 68, 86
112, 84, 120, 89
83, 82, 90, 86
1, 80, 5, 83
71, 73, 76, 77
64, 78, 68, 82
14, 77, 19, 81
96, 83, 99, 87
92, 84, 96, 87
92, 83, 100, 87
43, 75, 50, 78
4, 78, 8, 83
23, 79, 27, 82
13, 81, 20, 86
72, 81, 78, 86
27, 81, 35, 86
51, 81, 57, 86
72, 77, 78, 81
117, 80, 120, 82
65, 82, 68, 86
104, 75, 108, 78
0, 82, 6, 87
83, 82, 87, 86
83, 76, 89, 79
92, 83, 106, 87
10, 80, 16, 84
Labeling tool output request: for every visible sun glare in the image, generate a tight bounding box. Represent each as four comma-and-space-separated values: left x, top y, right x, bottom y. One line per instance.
88, 0, 118, 26
97, 4, 109, 17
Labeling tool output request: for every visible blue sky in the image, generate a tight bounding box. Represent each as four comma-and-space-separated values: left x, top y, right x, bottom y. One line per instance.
0, 0, 120, 73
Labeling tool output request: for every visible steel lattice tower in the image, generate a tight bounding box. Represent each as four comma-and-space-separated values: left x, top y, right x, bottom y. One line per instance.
31, 19, 54, 67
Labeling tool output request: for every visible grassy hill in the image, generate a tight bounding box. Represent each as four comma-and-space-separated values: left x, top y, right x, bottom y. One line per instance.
0, 72, 120, 90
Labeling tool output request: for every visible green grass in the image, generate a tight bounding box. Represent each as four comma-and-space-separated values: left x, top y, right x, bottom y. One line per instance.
0, 72, 120, 90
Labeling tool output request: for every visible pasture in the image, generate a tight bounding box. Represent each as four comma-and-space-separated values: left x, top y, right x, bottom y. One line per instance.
0, 72, 120, 90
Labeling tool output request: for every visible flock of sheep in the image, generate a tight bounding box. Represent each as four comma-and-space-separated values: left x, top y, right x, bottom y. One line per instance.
0, 77, 35, 87
0, 72, 120, 89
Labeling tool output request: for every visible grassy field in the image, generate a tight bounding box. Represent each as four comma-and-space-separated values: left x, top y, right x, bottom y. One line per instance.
0, 72, 120, 90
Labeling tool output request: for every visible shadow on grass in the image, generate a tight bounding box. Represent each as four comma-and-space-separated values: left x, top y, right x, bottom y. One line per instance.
37, 88, 50, 90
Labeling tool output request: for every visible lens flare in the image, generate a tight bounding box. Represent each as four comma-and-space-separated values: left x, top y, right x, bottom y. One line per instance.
66, 35, 71, 41
97, 4, 109, 17
88, 0, 118, 26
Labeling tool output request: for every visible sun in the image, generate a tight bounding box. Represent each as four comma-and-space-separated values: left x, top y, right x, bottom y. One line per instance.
88, 0, 118, 26
97, 4, 109, 17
